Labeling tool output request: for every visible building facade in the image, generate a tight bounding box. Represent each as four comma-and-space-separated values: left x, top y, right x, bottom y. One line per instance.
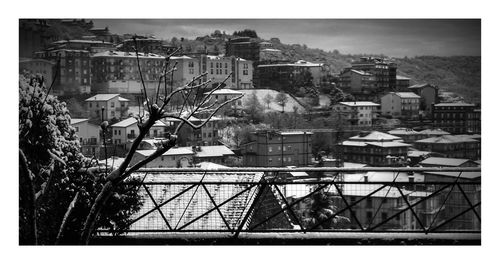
341, 131, 410, 166
343, 57, 398, 98
414, 135, 481, 160
256, 60, 324, 91
70, 118, 101, 157
225, 37, 260, 62
432, 103, 480, 134
85, 94, 130, 121
338, 69, 376, 100
200, 55, 253, 89
34, 49, 92, 95
91, 51, 166, 95
242, 131, 314, 167
380, 92, 421, 119
19, 58, 55, 86
408, 83, 439, 116
331, 101, 380, 126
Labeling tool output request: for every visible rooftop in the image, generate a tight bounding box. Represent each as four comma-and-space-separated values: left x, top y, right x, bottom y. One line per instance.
344, 171, 425, 183
418, 129, 450, 136
434, 103, 475, 107
128, 171, 264, 231
70, 118, 88, 125
409, 83, 435, 89
419, 157, 476, 167
111, 117, 166, 128
257, 60, 323, 68
349, 131, 402, 142
388, 128, 421, 135
394, 92, 421, 99
204, 89, 244, 95
350, 69, 372, 76
92, 51, 165, 59
396, 75, 411, 80
416, 135, 478, 144
85, 94, 120, 102
424, 171, 481, 180
338, 101, 380, 107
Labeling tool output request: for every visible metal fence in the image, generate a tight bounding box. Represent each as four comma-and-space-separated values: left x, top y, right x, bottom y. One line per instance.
96, 167, 480, 240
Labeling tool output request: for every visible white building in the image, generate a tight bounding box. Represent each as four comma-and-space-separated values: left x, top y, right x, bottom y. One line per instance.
332, 101, 380, 126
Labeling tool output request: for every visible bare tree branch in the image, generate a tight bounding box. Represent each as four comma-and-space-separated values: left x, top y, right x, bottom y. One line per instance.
55, 191, 80, 245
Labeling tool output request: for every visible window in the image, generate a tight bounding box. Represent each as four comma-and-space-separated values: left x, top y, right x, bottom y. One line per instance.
111, 102, 115, 108
89, 103, 92, 108
268, 146, 272, 153
75, 127, 79, 132
268, 157, 273, 163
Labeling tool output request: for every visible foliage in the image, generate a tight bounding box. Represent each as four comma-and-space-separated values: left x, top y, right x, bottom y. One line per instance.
19, 74, 142, 244
233, 29, 258, 38
329, 87, 355, 106
274, 92, 288, 113
243, 91, 265, 123
303, 187, 350, 230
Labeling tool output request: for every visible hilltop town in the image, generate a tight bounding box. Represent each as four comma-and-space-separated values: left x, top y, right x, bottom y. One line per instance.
19, 19, 481, 244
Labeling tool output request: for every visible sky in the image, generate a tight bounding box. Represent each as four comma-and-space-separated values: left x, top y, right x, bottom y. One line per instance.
93, 19, 480, 58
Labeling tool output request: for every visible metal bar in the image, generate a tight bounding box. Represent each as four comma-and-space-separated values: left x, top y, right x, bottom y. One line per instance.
174, 172, 207, 229
142, 184, 172, 230
97, 229, 481, 234
234, 183, 264, 238
332, 183, 365, 231
135, 167, 481, 173
201, 183, 232, 232
368, 171, 401, 229
177, 183, 257, 231
367, 183, 453, 232
126, 181, 481, 185
119, 184, 197, 231
309, 184, 389, 230
396, 185, 427, 232
429, 202, 481, 232
456, 183, 481, 222
428, 171, 464, 230
272, 184, 306, 232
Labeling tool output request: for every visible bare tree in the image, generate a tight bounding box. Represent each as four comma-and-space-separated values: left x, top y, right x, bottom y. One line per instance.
275, 92, 288, 113
79, 37, 242, 244
263, 93, 273, 109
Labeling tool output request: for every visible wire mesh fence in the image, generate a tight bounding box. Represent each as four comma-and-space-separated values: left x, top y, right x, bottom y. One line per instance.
97, 167, 481, 237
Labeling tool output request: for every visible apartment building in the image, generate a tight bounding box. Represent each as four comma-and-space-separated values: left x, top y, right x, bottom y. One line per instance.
331, 101, 380, 126
380, 92, 421, 119
241, 131, 314, 167
85, 94, 130, 121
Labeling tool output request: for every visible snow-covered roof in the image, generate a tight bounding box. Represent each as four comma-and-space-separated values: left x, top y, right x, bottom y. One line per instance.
92, 51, 165, 59
419, 157, 476, 167
85, 94, 120, 102
338, 101, 379, 107
394, 92, 421, 99
416, 135, 478, 144
434, 103, 475, 107
205, 88, 244, 95
349, 131, 402, 142
70, 118, 88, 125
111, 117, 166, 128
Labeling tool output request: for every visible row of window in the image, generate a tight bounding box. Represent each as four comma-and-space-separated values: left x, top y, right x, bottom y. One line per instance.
268, 156, 293, 163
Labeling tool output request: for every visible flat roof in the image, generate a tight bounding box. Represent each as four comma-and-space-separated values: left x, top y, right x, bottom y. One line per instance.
338, 101, 380, 107
85, 94, 120, 102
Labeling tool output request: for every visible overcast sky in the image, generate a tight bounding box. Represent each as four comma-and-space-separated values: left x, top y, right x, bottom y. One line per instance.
93, 19, 480, 58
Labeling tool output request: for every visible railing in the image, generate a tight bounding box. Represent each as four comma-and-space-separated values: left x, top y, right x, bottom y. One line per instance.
95, 167, 480, 244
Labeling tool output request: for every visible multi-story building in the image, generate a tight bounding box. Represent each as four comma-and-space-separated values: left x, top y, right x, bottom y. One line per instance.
131, 145, 236, 168
91, 51, 166, 95
89, 27, 121, 44
118, 37, 176, 56
408, 83, 439, 116
256, 60, 324, 91
432, 103, 479, 134
85, 94, 130, 121
396, 75, 411, 90
241, 130, 314, 167
387, 128, 428, 143
338, 69, 376, 99
200, 55, 253, 89
33, 49, 91, 95
19, 58, 55, 86
225, 37, 260, 62
414, 135, 480, 160
341, 131, 410, 166
331, 101, 380, 126
341, 57, 397, 99
48, 39, 115, 54
70, 118, 101, 157
170, 55, 200, 86
380, 92, 421, 119
163, 116, 230, 147
111, 117, 168, 151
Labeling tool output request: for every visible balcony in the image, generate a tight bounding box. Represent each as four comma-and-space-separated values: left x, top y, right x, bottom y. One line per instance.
94, 167, 480, 245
